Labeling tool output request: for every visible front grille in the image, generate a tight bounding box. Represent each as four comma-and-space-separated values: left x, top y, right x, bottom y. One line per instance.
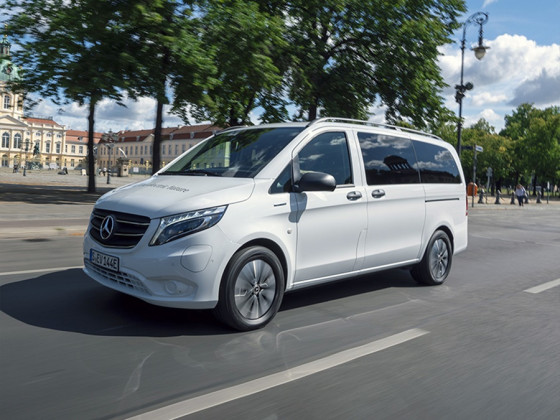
89, 209, 151, 248
84, 259, 152, 296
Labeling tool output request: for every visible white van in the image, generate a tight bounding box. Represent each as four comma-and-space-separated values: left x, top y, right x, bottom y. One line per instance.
83, 118, 468, 330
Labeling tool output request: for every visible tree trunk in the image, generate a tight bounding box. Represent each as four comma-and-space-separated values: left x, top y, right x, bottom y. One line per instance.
308, 104, 317, 121
87, 100, 97, 193
152, 99, 164, 175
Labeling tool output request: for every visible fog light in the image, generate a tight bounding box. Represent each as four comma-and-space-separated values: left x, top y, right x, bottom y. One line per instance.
163, 280, 195, 297
164, 280, 178, 295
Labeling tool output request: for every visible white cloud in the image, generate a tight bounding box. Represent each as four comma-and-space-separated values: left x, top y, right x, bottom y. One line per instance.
464, 108, 502, 129
27, 94, 187, 132
482, 0, 499, 8
440, 33, 560, 131
509, 69, 560, 106
471, 92, 508, 106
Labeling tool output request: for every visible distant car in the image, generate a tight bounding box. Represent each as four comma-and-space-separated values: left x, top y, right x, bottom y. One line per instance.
83, 118, 468, 331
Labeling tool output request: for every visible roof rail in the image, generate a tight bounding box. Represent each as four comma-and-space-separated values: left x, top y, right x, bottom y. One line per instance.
216, 125, 248, 134
307, 117, 442, 140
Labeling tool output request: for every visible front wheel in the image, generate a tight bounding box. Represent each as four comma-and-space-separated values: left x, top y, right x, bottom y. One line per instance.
213, 246, 285, 331
411, 230, 452, 285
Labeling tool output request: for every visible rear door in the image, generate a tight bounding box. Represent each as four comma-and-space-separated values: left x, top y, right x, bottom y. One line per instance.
356, 131, 425, 269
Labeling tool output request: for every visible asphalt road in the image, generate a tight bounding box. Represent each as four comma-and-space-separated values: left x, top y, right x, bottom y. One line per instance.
1, 205, 559, 419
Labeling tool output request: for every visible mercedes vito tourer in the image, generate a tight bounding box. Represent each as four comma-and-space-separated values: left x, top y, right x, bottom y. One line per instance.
83, 118, 468, 330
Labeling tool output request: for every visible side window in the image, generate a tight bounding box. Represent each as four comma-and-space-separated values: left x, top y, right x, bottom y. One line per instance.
413, 141, 461, 184
357, 132, 419, 185
270, 164, 292, 194
298, 132, 352, 186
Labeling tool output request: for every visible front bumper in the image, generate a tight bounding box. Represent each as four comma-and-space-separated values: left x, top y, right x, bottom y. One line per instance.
83, 226, 236, 309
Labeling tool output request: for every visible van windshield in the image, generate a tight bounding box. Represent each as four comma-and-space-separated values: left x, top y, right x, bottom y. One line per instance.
160, 127, 303, 178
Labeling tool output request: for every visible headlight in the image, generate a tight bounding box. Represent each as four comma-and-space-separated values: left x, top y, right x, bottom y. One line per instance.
150, 206, 227, 246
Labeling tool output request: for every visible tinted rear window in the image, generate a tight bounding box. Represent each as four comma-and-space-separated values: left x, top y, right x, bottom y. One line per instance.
357, 132, 420, 185
412, 141, 461, 184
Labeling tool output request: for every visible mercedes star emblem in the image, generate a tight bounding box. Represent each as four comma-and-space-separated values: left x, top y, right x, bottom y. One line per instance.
100, 215, 116, 240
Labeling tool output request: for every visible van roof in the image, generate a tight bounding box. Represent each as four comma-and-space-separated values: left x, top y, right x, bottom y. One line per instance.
219, 118, 442, 141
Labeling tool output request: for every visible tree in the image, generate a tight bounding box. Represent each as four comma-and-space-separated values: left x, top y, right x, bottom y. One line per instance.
125, 1, 215, 173
190, 0, 287, 127
461, 119, 513, 190
284, 0, 465, 125
501, 104, 560, 191
6, 0, 140, 192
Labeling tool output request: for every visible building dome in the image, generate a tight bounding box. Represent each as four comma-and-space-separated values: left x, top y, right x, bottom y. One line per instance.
0, 30, 22, 82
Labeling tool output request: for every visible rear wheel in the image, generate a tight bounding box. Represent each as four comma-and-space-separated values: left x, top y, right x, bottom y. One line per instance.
411, 230, 452, 285
214, 246, 285, 331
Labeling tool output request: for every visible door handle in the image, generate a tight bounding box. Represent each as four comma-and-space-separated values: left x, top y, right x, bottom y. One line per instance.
371, 189, 386, 198
346, 191, 362, 201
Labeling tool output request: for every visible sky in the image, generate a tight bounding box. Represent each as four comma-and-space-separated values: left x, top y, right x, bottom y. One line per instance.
20, 0, 560, 133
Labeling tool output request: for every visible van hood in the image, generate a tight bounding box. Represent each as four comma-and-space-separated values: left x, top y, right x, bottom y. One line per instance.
95, 175, 255, 218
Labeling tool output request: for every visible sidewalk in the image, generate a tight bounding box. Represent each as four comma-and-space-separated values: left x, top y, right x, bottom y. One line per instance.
0, 168, 149, 239
466, 191, 560, 211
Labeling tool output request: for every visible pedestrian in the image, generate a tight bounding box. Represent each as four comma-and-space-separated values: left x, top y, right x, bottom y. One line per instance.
515, 184, 526, 207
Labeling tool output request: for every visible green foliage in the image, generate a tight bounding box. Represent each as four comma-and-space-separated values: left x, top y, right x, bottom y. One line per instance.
122, 0, 215, 172
500, 104, 560, 185
190, 0, 287, 126
284, 0, 466, 126
5, 0, 143, 191
461, 119, 513, 184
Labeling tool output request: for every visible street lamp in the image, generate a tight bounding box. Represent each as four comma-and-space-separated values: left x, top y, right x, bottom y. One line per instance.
22, 139, 30, 176
456, 11, 489, 157
101, 129, 118, 184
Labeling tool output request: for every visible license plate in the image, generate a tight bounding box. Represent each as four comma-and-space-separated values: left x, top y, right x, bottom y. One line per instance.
90, 249, 119, 272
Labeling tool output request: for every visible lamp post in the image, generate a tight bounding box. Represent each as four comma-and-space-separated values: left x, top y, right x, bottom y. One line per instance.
101, 129, 118, 184
456, 11, 489, 157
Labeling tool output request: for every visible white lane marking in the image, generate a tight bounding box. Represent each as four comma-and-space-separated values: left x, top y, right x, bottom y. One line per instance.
0, 266, 83, 277
524, 278, 560, 294
127, 328, 429, 420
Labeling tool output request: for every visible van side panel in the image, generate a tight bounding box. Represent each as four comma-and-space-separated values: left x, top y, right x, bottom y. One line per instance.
422, 184, 468, 255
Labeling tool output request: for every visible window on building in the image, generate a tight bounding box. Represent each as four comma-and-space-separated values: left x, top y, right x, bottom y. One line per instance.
1, 132, 9, 148
47, 132, 52, 137
35, 131, 41, 137
56, 143, 61, 153
45, 141, 51, 153
79, 146, 83, 154
71, 145, 76, 153
14, 133, 22, 149
3, 95, 10, 109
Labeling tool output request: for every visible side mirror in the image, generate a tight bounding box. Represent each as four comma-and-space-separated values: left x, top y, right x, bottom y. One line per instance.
294, 172, 336, 193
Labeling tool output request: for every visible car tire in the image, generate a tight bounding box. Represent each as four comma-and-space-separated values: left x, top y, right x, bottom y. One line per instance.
213, 246, 285, 331
411, 230, 452, 286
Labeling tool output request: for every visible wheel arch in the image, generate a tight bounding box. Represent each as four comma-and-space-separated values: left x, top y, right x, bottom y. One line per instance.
437, 225, 454, 254
226, 238, 289, 290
